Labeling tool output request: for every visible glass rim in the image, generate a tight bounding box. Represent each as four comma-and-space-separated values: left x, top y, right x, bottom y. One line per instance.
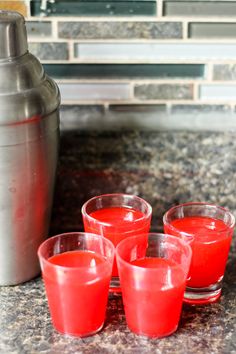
116, 232, 192, 272
37, 232, 115, 271
163, 202, 235, 237
81, 193, 152, 227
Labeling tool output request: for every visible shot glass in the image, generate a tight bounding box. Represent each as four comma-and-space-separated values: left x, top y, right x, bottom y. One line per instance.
116, 233, 191, 338
81, 194, 152, 292
38, 232, 115, 337
163, 202, 235, 304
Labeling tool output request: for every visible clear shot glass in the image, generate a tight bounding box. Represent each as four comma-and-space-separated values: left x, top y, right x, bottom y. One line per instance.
163, 202, 235, 304
81, 194, 152, 292
116, 233, 192, 338
38, 232, 115, 337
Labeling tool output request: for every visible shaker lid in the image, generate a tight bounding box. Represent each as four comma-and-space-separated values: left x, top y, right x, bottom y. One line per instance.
0, 10, 28, 59
0, 11, 60, 125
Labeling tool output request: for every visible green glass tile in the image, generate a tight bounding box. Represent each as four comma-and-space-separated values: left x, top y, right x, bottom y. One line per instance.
30, 0, 156, 17
26, 21, 51, 37
189, 23, 236, 39
43, 64, 205, 79
164, 1, 236, 17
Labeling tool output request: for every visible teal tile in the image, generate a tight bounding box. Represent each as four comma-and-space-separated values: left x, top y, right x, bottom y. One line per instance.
43, 64, 204, 79
30, 0, 156, 17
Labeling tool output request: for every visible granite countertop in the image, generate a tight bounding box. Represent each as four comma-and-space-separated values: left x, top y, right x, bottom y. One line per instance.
1, 130, 236, 353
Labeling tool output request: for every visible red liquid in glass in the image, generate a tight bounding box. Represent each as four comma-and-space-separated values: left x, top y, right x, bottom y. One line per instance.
43, 250, 110, 336
85, 207, 150, 277
165, 216, 232, 288
122, 257, 186, 338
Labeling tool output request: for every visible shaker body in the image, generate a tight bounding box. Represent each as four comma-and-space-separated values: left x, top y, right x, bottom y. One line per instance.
0, 10, 60, 285
0, 111, 59, 285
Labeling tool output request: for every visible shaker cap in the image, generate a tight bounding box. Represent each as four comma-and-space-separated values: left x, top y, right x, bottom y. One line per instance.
0, 10, 60, 126
0, 10, 28, 59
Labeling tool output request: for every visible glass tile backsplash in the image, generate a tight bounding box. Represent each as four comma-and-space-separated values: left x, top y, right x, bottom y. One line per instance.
26, 21, 52, 37
31, 0, 157, 17
74, 43, 236, 60
58, 21, 182, 39
7, 0, 236, 130
163, 1, 236, 17
42, 64, 204, 79
189, 23, 236, 39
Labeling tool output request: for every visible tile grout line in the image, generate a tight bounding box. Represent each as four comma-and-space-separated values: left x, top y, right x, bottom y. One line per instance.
207, 63, 214, 82
157, 0, 163, 18
26, 38, 236, 44
130, 82, 135, 100
59, 101, 235, 107
26, 16, 236, 23
51, 18, 58, 40
59, 100, 234, 107
45, 79, 236, 85
55, 80, 204, 85
68, 41, 75, 61
60, 98, 236, 105
60, 100, 236, 104
38, 59, 236, 64
183, 21, 188, 40
27, 16, 179, 22
193, 82, 200, 101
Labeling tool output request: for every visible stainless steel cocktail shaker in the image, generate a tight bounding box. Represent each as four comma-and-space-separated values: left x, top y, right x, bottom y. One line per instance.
0, 11, 60, 285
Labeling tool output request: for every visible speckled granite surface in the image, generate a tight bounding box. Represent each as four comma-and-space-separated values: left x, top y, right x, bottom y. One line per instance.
1, 130, 236, 353
50, 130, 236, 234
